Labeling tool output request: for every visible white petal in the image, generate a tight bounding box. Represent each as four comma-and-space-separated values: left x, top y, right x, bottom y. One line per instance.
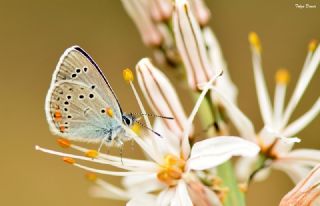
121, 0, 162, 46
173, 0, 216, 90
282, 97, 320, 137
188, 0, 210, 26
278, 149, 320, 166
181, 82, 213, 159
152, 119, 181, 157
188, 137, 260, 170
150, 0, 173, 22
122, 173, 165, 194
35, 145, 157, 172
251, 49, 273, 126
171, 181, 193, 206
157, 188, 176, 206
210, 86, 256, 141
127, 193, 157, 206
281, 44, 320, 128
203, 27, 238, 103
273, 84, 287, 129
89, 179, 130, 200
273, 161, 313, 184
136, 58, 190, 137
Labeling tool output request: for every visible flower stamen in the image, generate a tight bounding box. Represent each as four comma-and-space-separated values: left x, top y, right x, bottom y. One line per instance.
157, 154, 185, 186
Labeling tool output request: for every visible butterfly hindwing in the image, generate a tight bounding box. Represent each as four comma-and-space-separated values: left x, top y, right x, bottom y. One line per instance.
45, 46, 123, 142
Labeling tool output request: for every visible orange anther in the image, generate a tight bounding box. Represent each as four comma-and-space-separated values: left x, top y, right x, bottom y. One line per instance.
85, 150, 99, 158
106, 107, 113, 117
62, 157, 75, 164
123, 68, 134, 82
309, 39, 318, 52
57, 138, 71, 148
85, 173, 97, 182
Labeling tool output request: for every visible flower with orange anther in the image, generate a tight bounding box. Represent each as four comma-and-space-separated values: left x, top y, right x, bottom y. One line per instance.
36, 59, 259, 205
280, 164, 320, 206
233, 35, 320, 183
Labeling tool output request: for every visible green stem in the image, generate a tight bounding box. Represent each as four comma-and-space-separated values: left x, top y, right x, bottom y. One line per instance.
191, 92, 246, 206
217, 161, 245, 206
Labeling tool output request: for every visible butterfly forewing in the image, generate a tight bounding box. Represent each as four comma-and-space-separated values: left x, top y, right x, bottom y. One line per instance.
45, 46, 123, 142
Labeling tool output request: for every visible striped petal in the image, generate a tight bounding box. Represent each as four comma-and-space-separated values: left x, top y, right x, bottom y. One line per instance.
173, 0, 217, 90
136, 58, 190, 138
280, 164, 320, 206
121, 0, 162, 46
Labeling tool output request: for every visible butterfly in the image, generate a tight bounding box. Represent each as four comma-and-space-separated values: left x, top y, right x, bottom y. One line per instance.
45, 46, 137, 147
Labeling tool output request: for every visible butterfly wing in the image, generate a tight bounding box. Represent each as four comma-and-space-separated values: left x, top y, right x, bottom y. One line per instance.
45, 46, 123, 142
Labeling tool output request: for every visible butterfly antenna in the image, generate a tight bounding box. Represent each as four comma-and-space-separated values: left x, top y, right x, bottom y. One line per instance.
136, 120, 163, 138
132, 112, 174, 120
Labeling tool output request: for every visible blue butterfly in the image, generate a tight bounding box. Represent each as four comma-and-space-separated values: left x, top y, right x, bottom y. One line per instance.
45, 46, 136, 147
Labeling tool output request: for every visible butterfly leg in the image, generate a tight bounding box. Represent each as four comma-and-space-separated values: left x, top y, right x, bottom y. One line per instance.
98, 129, 113, 153
115, 139, 124, 165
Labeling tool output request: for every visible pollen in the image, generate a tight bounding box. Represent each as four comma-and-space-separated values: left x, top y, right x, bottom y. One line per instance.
131, 122, 141, 134
57, 138, 71, 148
62, 157, 75, 164
123, 68, 134, 82
157, 154, 185, 186
275, 69, 290, 85
248, 32, 261, 52
106, 107, 113, 117
309, 39, 318, 52
85, 173, 97, 182
85, 150, 99, 158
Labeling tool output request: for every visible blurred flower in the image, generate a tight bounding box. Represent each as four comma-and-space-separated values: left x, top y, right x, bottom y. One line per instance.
121, 0, 163, 47
280, 164, 320, 206
226, 34, 320, 183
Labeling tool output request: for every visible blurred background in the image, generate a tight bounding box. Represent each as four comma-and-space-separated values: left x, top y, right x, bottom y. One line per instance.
0, 0, 319, 205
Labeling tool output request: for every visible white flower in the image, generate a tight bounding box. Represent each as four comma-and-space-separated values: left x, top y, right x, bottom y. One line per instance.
121, 0, 163, 47
36, 59, 259, 205
280, 164, 320, 206
231, 34, 320, 183
173, 0, 219, 90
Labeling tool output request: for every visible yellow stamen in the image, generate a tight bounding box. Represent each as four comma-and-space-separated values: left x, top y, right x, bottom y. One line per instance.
63, 157, 75, 164
57, 138, 71, 148
248, 32, 261, 52
131, 122, 141, 135
123, 68, 134, 82
106, 107, 113, 117
85, 173, 97, 182
309, 39, 318, 52
85, 150, 99, 158
157, 154, 185, 186
275, 69, 290, 85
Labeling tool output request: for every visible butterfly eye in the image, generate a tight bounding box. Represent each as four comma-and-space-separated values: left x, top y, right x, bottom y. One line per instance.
89, 94, 94, 99
76, 69, 81, 73
71, 73, 77, 78
123, 116, 131, 126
